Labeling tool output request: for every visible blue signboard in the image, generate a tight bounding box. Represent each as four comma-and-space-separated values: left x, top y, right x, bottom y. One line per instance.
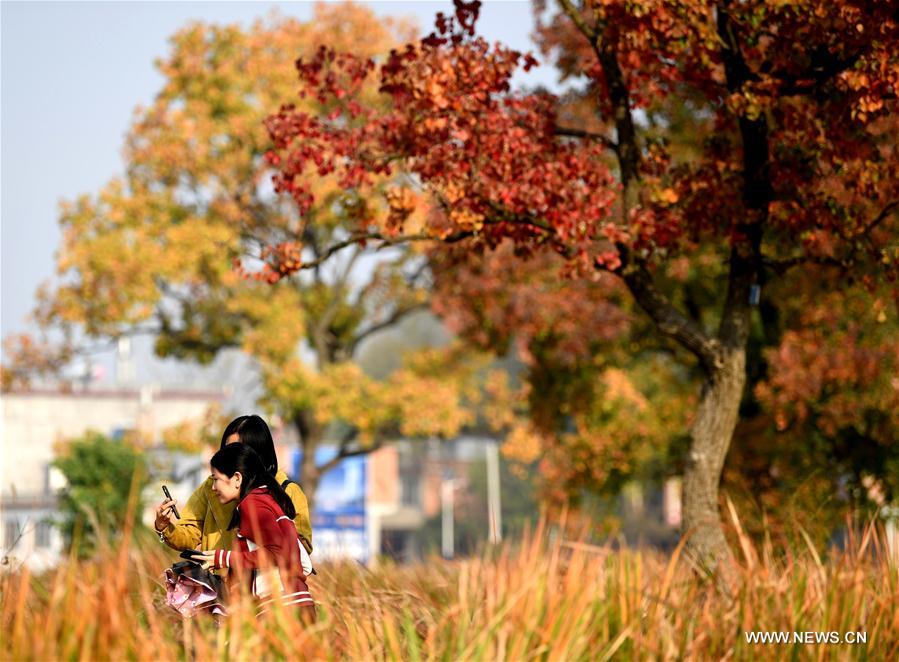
292, 446, 368, 563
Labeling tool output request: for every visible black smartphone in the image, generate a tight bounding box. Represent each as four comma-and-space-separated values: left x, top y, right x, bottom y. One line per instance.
162, 485, 180, 520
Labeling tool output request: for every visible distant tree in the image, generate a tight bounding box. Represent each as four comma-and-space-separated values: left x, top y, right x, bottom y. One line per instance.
53, 431, 148, 556
4, 5, 492, 500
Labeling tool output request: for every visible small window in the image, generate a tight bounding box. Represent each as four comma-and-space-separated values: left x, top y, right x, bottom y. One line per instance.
4, 520, 20, 550
35, 521, 52, 549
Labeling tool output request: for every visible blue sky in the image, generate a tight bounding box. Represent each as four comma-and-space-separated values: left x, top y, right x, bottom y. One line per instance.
0, 0, 556, 386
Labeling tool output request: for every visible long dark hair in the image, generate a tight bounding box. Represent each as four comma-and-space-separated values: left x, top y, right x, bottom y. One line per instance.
220, 414, 278, 475
210, 443, 296, 530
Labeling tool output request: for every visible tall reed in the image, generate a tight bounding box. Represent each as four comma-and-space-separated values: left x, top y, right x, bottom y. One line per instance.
2, 516, 896, 660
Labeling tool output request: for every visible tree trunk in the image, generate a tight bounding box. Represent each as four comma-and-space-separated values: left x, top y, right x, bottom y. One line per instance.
294, 410, 323, 510
624, 256, 755, 578
678, 2, 767, 579
682, 346, 745, 575
293, 410, 373, 512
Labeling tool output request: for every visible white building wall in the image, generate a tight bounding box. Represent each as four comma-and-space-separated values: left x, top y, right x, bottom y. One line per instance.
1, 389, 219, 497
1, 388, 222, 570
2, 502, 63, 572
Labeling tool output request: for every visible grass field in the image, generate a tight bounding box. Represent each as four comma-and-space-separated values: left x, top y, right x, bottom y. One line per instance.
2, 516, 897, 661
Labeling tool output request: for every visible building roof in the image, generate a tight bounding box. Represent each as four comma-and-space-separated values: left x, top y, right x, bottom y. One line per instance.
3, 387, 224, 401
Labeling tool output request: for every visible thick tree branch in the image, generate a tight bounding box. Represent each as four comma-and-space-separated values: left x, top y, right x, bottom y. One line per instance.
555, 0, 596, 42
557, 0, 640, 206
554, 125, 618, 149
596, 46, 641, 192
315, 439, 382, 478
621, 257, 721, 373
311, 295, 344, 368
778, 48, 866, 97
716, 1, 769, 350
558, 0, 726, 373
301, 224, 323, 260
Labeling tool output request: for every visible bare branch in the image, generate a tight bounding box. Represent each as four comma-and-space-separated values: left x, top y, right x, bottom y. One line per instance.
480, 201, 577, 258
348, 301, 431, 356
860, 199, 899, 236
296, 230, 473, 272
761, 254, 850, 275
327, 242, 363, 293
403, 258, 431, 288
762, 199, 899, 274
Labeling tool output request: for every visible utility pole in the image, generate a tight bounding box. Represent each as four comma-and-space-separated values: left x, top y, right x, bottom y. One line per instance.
486, 440, 502, 544
116, 336, 135, 387
441, 472, 454, 559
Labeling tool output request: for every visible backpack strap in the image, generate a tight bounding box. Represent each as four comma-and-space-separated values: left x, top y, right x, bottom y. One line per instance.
281, 478, 316, 572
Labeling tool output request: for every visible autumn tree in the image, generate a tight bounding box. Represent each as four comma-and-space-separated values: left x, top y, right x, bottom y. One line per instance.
15, 4, 491, 499
263, 0, 899, 570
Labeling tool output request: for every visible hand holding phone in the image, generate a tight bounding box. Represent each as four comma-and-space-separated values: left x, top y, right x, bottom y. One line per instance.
162, 485, 180, 520
182, 549, 215, 569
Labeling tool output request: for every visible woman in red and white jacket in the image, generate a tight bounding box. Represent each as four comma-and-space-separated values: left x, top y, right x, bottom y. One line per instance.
191, 443, 315, 619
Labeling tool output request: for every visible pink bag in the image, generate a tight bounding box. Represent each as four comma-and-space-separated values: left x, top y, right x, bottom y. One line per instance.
164, 560, 227, 618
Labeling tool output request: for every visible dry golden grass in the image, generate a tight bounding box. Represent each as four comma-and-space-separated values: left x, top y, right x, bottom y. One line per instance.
2, 516, 898, 661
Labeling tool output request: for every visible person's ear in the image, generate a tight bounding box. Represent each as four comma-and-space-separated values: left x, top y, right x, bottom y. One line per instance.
233, 472, 242, 488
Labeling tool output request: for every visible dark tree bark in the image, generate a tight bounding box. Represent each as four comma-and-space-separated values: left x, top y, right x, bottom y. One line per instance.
681, 350, 745, 573
294, 409, 324, 509
624, 260, 748, 574
293, 409, 383, 512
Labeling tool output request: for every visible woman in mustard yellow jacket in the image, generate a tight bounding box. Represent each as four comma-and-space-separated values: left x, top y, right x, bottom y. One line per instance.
154, 415, 313, 563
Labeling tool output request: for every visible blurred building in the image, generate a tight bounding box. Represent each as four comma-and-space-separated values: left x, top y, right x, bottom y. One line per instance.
1, 387, 222, 571
287, 436, 507, 565
369, 437, 501, 562
285, 436, 686, 564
